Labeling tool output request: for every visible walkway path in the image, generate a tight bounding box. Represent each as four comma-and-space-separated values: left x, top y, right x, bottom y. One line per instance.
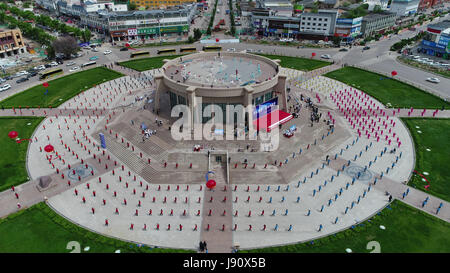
327, 158, 450, 223
199, 163, 233, 253
0, 153, 118, 219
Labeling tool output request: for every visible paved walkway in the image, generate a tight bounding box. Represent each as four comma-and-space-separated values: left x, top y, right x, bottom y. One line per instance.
327, 157, 450, 223
0, 154, 118, 219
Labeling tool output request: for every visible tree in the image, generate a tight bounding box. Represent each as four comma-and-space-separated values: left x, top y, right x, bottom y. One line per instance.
193, 28, 202, 41
23, 2, 31, 8
81, 29, 91, 42
373, 5, 382, 13
332, 36, 342, 46
188, 36, 194, 43
52, 36, 79, 59
128, 2, 137, 10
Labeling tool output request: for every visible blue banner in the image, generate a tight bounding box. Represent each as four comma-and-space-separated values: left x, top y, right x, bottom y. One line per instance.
253, 97, 278, 120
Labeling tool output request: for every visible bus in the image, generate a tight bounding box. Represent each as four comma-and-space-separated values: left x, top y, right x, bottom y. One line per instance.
130, 51, 150, 58
39, 68, 63, 80
81, 61, 97, 68
157, 48, 177, 55
202, 45, 222, 52
180, 47, 196, 53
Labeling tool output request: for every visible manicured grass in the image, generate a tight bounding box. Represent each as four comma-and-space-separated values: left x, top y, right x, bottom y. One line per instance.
0, 67, 123, 108
243, 200, 450, 253
119, 54, 184, 72
325, 67, 450, 109
258, 54, 331, 71
403, 118, 450, 202
0, 117, 44, 192
0, 202, 195, 253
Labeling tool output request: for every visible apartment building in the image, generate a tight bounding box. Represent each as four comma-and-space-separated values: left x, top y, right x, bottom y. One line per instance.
0, 29, 27, 59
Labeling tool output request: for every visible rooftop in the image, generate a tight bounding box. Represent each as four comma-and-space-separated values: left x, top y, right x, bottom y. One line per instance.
362, 12, 396, 21
428, 20, 450, 31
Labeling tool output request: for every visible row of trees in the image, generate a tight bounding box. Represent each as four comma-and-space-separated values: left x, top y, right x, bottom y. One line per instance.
188, 28, 202, 43
0, 3, 91, 43
228, 0, 236, 36
207, 0, 219, 35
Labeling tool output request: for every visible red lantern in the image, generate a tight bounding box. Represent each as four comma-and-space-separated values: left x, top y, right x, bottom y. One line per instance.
8, 131, 18, 139
216, 38, 219, 43
44, 144, 54, 153
391, 70, 397, 76
125, 43, 130, 47
43, 82, 49, 88
312, 52, 316, 57
206, 180, 216, 189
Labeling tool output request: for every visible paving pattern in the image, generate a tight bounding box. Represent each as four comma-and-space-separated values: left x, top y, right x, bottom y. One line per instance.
1, 59, 449, 253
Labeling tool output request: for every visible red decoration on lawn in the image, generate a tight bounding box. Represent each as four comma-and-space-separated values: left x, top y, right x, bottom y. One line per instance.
43, 82, 49, 88
8, 131, 18, 139
391, 70, 397, 76
311, 52, 316, 57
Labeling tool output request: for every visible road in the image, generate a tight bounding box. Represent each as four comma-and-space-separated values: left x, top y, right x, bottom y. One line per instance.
1, 11, 449, 102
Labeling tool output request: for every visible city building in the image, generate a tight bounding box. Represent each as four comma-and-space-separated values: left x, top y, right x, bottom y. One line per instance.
0, 29, 27, 59
252, 14, 301, 38
251, 8, 338, 39
334, 16, 363, 43
298, 10, 338, 39
35, 0, 60, 12
418, 19, 450, 59
360, 12, 396, 37
262, 0, 294, 17
154, 52, 288, 131
57, 0, 128, 18
363, 0, 389, 11
129, 0, 195, 10
389, 0, 420, 17
418, 0, 444, 11
80, 6, 197, 41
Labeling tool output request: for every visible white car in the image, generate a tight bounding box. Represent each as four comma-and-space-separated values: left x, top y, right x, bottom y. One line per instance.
321, 54, 331, 59
66, 61, 76, 66
226, 48, 235, 52
83, 46, 92, 50
49, 61, 59, 66
426, 77, 440, 83
103, 50, 112, 55
34, 65, 46, 70
0, 84, 11, 91
69, 66, 80, 72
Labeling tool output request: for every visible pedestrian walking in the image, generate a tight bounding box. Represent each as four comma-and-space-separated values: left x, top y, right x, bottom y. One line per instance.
388, 195, 392, 202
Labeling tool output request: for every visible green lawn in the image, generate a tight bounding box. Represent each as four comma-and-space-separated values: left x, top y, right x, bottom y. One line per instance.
119, 54, 184, 72
403, 118, 450, 202
243, 200, 450, 253
0, 117, 44, 192
258, 54, 331, 71
325, 67, 450, 109
0, 67, 123, 109
0, 202, 194, 253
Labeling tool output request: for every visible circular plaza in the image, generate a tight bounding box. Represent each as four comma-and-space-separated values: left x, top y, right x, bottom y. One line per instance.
16, 52, 419, 252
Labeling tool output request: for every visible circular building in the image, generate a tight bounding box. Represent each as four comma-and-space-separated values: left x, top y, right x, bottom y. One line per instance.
154, 52, 288, 129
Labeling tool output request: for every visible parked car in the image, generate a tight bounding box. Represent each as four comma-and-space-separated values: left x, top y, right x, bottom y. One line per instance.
69, 66, 80, 72
66, 61, 76, 66
34, 65, 46, 70
120, 47, 128, 51
426, 77, 440, 83
44, 63, 52, 68
0, 83, 11, 91
103, 50, 112, 55
92, 48, 99, 52
89, 56, 98, 61
49, 61, 59, 66
83, 46, 92, 50
57, 59, 64, 65
29, 71, 38, 77
339, 48, 348, 52
321, 54, 331, 59
5, 75, 13, 80
16, 77, 29, 83
363, 46, 371, 50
